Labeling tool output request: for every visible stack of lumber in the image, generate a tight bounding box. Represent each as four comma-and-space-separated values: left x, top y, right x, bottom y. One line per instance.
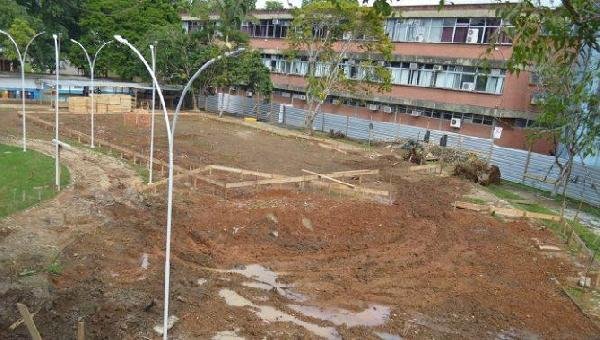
67, 97, 91, 114
96, 94, 132, 113
68, 94, 133, 114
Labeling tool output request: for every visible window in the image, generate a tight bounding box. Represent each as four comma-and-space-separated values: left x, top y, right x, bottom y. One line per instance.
242, 19, 291, 38
384, 16, 512, 45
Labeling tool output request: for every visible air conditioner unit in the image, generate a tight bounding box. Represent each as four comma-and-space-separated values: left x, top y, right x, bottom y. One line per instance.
368, 104, 379, 111
409, 62, 418, 70
433, 65, 443, 71
272, 19, 280, 24
343, 32, 352, 40
293, 94, 306, 100
415, 34, 424, 42
466, 28, 479, 44
410, 110, 421, 117
377, 60, 386, 66
491, 68, 502, 76
332, 99, 341, 105
450, 118, 462, 128
382, 105, 392, 113
461, 82, 475, 91
281, 92, 291, 98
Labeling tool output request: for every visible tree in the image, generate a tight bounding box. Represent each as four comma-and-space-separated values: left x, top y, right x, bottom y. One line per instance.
192, 0, 256, 45
265, 0, 284, 10
287, 0, 392, 133
2, 18, 36, 63
496, 0, 600, 219
75, 0, 181, 79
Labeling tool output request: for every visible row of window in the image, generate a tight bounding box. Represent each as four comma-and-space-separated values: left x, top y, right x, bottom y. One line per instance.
274, 90, 497, 126
262, 55, 506, 95
239, 17, 512, 45
241, 19, 291, 38
384, 17, 512, 44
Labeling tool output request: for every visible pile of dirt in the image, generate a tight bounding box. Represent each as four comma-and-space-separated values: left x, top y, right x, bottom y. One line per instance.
453, 154, 501, 185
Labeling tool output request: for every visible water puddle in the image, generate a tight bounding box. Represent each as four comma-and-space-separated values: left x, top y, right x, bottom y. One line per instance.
217, 264, 307, 302
375, 331, 404, 340
212, 329, 245, 340
288, 304, 391, 327
219, 288, 340, 339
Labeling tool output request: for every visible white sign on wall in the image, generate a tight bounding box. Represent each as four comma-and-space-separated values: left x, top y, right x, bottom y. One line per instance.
493, 126, 503, 139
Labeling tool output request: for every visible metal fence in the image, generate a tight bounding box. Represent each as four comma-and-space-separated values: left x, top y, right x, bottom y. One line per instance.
198, 93, 600, 206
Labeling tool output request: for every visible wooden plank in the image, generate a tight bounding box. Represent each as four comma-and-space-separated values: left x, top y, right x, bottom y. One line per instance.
524, 211, 561, 221
308, 181, 389, 197
16, 303, 42, 340
302, 169, 356, 188
409, 164, 440, 173
225, 169, 379, 189
452, 201, 559, 221
452, 201, 491, 212
207, 165, 280, 178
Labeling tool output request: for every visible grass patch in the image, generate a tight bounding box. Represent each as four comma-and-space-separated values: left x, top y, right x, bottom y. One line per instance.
485, 184, 523, 201
0, 144, 70, 218
501, 180, 600, 219
464, 197, 486, 205
513, 202, 556, 215
47, 255, 63, 276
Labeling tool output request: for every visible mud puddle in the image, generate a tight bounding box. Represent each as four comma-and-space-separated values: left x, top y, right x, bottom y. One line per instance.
288, 304, 391, 327
219, 288, 341, 339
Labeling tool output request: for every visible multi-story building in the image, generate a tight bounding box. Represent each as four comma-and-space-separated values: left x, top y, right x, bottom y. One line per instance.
183, 2, 552, 154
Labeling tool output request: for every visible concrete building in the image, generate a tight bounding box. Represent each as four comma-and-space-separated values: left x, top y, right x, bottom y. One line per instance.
184, 2, 551, 153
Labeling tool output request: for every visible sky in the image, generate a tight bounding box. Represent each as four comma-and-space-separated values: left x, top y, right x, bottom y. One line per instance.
254, 0, 523, 9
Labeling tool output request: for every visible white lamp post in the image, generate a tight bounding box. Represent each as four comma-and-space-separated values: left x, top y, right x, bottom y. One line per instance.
69, 39, 112, 148
114, 34, 243, 340
148, 43, 156, 184
0, 30, 45, 152
52, 34, 60, 190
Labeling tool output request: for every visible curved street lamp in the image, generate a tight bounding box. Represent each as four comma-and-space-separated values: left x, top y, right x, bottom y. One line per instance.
0, 30, 45, 152
70, 39, 113, 148
114, 34, 243, 340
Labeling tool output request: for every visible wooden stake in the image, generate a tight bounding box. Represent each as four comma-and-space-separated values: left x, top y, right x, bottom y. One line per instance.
16, 303, 42, 340
77, 320, 85, 340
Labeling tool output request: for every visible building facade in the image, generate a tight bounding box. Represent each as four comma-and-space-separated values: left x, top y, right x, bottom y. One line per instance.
183, 3, 552, 154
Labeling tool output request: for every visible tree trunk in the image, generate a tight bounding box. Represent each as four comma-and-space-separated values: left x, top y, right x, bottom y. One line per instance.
191, 87, 198, 111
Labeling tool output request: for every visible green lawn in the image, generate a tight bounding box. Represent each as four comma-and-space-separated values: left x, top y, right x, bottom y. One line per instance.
0, 144, 70, 218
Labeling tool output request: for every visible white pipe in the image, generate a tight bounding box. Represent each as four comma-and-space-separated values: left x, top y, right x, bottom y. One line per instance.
115, 34, 243, 340
148, 44, 156, 184
53, 34, 60, 190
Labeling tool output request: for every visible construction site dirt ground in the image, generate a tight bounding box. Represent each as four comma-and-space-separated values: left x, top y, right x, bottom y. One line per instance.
0, 108, 599, 339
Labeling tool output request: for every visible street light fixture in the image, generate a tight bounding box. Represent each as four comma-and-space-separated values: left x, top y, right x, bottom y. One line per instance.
0, 30, 45, 152
114, 34, 243, 340
69, 39, 113, 148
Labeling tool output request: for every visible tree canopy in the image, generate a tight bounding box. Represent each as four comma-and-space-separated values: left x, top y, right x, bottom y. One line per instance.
265, 0, 284, 10
287, 0, 392, 131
